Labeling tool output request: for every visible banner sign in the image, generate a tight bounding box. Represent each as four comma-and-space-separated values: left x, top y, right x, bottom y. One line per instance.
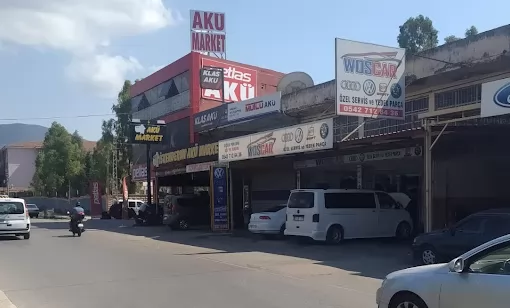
190, 10, 226, 55
88, 180, 103, 217
210, 166, 229, 231
335, 38, 406, 119
227, 92, 281, 122
186, 162, 216, 173
200, 67, 224, 90
193, 104, 228, 132
343, 146, 422, 164
219, 118, 334, 162
131, 164, 155, 182
153, 142, 219, 167
129, 121, 165, 144
481, 77, 510, 118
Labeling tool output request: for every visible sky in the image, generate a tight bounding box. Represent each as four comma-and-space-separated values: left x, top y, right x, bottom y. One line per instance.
0, 0, 508, 141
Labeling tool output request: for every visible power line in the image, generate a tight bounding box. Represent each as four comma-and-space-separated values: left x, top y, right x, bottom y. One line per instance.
0, 113, 133, 122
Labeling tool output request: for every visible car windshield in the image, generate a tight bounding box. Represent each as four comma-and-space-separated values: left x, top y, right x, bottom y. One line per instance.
0, 202, 25, 215
263, 205, 286, 212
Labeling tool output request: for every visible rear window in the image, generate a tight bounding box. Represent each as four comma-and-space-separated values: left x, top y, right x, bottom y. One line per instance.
0, 202, 25, 214
288, 192, 314, 209
325, 192, 376, 209
26, 204, 38, 209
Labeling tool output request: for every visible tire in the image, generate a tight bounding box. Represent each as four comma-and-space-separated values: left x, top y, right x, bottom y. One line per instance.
326, 225, 344, 244
178, 219, 189, 230
278, 224, 286, 239
390, 292, 428, 308
420, 245, 439, 265
396, 222, 412, 240
23, 233, 30, 240
77, 228, 82, 237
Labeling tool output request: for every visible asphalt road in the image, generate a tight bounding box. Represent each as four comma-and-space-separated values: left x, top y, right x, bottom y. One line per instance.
0, 219, 410, 308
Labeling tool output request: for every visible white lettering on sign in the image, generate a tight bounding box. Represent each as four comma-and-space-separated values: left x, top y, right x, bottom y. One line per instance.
195, 110, 218, 125
92, 182, 100, 205
132, 166, 148, 180
202, 58, 257, 103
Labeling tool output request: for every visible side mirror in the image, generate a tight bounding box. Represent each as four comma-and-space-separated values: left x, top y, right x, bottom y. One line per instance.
449, 257, 465, 273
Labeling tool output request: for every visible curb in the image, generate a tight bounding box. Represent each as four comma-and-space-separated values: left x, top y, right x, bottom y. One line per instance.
0, 290, 16, 308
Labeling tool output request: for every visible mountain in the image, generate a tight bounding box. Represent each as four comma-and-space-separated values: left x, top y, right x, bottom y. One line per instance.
0, 123, 48, 147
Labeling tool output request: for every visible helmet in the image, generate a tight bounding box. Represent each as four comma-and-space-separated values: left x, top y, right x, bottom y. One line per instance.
75, 201, 81, 207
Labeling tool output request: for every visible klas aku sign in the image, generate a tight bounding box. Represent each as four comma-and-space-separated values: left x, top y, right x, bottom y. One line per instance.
129, 123, 165, 144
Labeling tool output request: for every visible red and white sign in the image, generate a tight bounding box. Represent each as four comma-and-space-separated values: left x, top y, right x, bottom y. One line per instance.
201, 58, 258, 103
227, 92, 281, 122
88, 180, 103, 217
190, 10, 226, 54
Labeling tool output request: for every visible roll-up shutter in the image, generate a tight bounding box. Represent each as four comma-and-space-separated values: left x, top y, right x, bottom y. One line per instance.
251, 169, 295, 213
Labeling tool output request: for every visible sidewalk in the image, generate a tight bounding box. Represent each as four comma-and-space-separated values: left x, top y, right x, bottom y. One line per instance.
0, 290, 16, 308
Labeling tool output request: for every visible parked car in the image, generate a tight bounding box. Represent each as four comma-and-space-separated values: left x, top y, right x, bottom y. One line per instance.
163, 194, 210, 230
0, 197, 31, 239
377, 233, 510, 308
108, 201, 122, 219
126, 199, 144, 217
26, 203, 40, 218
135, 203, 163, 226
284, 189, 413, 244
412, 208, 510, 265
248, 204, 287, 237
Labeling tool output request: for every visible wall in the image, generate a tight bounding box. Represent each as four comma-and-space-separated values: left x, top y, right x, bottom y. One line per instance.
7, 147, 38, 189
24, 195, 108, 214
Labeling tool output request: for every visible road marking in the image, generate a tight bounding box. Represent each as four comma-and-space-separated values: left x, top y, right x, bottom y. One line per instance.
0, 290, 16, 308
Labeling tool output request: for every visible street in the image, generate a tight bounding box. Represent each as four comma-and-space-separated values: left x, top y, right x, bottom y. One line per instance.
0, 219, 411, 308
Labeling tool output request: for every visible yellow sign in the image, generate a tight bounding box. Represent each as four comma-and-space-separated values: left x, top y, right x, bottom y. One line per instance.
153, 143, 218, 167
132, 124, 164, 143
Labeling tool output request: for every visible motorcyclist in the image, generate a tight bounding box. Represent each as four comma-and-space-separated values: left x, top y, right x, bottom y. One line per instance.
69, 202, 85, 231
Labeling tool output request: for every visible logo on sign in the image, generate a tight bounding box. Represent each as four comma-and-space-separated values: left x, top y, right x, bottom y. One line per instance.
202, 59, 257, 103
281, 132, 293, 142
214, 168, 225, 179
319, 123, 330, 139
295, 128, 304, 143
341, 52, 400, 78
363, 79, 376, 96
200, 68, 223, 90
340, 80, 361, 91
92, 182, 100, 205
390, 83, 402, 99
195, 110, 218, 125
247, 132, 276, 157
494, 82, 510, 108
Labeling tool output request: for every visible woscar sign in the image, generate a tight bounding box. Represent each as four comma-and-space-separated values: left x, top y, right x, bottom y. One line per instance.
201, 58, 258, 103
129, 122, 165, 144
190, 10, 226, 54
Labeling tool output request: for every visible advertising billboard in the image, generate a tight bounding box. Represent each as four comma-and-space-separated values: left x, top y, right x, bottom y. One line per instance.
210, 166, 229, 231
194, 104, 228, 132
190, 10, 226, 56
89, 180, 103, 217
200, 67, 224, 90
218, 118, 334, 162
481, 77, 510, 118
335, 39, 406, 119
152, 142, 219, 168
201, 58, 258, 104
129, 122, 166, 144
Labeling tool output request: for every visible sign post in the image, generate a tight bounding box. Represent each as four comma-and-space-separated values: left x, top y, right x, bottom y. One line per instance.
129, 119, 166, 206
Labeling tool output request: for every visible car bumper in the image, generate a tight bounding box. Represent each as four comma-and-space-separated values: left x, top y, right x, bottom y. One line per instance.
248, 222, 279, 234
284, 229, 326, 241
0, 225, 30, 235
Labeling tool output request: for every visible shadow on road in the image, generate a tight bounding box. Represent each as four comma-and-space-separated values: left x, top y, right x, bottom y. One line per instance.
0, 236, 20, 241
32, 219, 413, 279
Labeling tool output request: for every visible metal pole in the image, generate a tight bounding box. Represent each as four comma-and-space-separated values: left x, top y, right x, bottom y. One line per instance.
220, 68, 225, 105
146, 144, 152, 206
424, 120, 433, 232
228, 165, 234, 231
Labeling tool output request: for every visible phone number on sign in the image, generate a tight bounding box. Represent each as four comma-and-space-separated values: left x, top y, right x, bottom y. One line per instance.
339, 104, 403, 117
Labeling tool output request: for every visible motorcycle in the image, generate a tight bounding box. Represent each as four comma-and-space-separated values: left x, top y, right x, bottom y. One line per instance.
67, 211, 85, 237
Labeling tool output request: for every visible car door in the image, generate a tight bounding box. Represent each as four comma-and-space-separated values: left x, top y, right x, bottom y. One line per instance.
376, 192, 400, 236
449, 215, 489, 257
439, 241, 510, 308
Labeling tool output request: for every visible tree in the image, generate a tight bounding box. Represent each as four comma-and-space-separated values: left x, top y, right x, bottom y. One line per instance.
465, 26, 478, 38
32, 122, 84, 196
444, 35, 461, 43
397, 15, 439, 54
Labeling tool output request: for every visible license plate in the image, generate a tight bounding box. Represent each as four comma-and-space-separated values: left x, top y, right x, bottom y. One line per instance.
249, 224, 256, 229
293, 215, 304, 221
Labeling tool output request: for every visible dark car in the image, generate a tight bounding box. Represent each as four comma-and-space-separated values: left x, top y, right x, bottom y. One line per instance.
135, 203, 163, 226
412, 208, 510, 265
26, 203, 40, 218
163, 194, 210, 230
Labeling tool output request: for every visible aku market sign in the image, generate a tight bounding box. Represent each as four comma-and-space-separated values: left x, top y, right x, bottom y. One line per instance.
129, 121, 166, 144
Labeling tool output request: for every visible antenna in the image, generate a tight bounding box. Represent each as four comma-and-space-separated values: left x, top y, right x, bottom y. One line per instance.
277, 72, 314, 95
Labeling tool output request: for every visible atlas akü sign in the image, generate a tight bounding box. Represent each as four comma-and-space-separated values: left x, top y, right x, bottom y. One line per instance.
201, 58, 257, 103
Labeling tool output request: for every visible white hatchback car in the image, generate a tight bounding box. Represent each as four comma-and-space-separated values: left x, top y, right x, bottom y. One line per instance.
377, 234, 510, 308
248, 204, 287, 236
0, 197, 31, 239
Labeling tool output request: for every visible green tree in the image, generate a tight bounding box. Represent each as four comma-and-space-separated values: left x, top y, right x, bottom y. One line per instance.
32, 122, 84, 196
397, 15, 439, 54
444, 35, 461, 43
465, 26, 478, 38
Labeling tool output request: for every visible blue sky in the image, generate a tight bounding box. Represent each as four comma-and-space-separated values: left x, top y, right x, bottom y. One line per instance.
0, 0, 507, 141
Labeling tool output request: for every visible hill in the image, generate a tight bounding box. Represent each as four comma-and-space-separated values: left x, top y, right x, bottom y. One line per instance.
0, 123, 48, 147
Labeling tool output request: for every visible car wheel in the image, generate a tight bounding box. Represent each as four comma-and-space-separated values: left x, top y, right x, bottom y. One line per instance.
420, 245, 438, 265
279, 224, 286, 239
396, 222, 412, 240
390, 292, 428, 308
326, 225, 344, 244
178, 219, 189, 230
23, 233, 30, 240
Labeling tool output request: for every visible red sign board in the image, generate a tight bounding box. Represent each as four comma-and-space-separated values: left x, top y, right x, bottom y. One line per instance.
201, 58, 258, 104
89, 181, 103, 217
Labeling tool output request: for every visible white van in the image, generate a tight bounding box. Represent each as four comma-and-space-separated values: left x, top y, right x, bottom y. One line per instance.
126, 199, 145, 215
284, 189, 412, 244
0, 197, 31, 239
